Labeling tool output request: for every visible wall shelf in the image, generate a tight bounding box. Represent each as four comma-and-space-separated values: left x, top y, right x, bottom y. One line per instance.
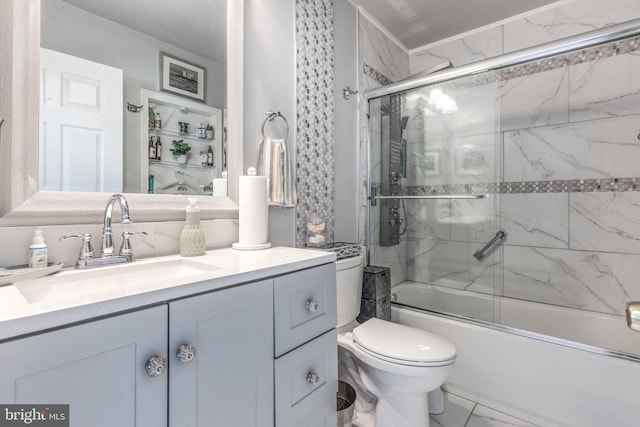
140, 89, 223, 195
148, 127, 217, 144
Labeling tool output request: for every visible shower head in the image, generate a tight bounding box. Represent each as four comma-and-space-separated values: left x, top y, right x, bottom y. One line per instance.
400, 116, 409, 130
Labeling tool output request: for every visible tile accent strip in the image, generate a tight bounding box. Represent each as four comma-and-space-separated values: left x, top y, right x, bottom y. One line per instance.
389, 177, 640, 196
499, 35, 640, 81
295, 0, 336, 247
364, 63, 393, 86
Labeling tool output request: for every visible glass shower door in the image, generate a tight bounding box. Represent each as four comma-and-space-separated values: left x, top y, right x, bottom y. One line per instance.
367, 70, 502, 323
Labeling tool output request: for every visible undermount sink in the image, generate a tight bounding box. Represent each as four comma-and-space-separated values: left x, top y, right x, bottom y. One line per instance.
15, 258, 224, 306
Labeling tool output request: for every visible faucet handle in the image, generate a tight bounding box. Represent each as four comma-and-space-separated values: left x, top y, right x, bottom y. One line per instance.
120, 231, 148, 261
60, 233, 94, 260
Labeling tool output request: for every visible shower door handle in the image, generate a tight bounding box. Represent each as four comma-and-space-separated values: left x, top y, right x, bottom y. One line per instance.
473, 229, 508, 261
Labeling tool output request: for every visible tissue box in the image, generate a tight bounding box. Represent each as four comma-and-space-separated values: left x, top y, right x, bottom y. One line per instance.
358, 296, 391, 322
357, 265, 391, 322
361, 266, 391, 301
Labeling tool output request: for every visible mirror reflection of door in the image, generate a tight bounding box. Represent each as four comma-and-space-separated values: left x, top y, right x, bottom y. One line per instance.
39, 48, 123, 192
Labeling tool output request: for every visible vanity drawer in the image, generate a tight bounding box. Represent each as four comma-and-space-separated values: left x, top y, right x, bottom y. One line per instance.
274, 329, 338, 427
274, 263, 336, 356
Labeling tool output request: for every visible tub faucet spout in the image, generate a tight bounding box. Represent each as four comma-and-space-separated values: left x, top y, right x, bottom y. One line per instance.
102, 193, 132, 257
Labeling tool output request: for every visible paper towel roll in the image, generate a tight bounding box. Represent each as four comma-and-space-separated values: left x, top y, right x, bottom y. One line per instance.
212, 178, 227, 196
232, 170, 270, 250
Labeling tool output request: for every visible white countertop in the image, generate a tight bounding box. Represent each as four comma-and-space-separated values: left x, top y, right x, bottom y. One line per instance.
0, 246, 336, 341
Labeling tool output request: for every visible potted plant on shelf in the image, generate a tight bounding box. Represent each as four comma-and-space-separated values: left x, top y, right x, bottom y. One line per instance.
170, 140, 191, 164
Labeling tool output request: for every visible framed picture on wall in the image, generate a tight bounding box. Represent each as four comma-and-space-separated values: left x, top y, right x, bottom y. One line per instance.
160, 53, 206, 102
456, 147, 489, 175
423, 150, 441, 176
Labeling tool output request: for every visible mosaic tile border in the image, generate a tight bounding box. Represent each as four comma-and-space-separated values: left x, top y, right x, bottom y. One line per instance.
499, 35, 640, 81
363, 177, 640, 196
295, 0, 336, 248
370, 177, 640, 196
364, 63, 393, 86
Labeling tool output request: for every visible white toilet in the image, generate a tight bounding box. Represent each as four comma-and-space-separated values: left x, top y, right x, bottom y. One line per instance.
336, 252, 456, 427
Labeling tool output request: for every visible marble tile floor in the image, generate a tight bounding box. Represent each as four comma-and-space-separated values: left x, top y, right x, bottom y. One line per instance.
430, 392, 538, 427
350, 391, 538, 427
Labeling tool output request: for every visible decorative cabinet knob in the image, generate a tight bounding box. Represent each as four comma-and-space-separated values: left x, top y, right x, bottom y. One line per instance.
305, 299, 319, 313
306, 371, 320, 385
145, 356, 168, 377
176, 344, 197, 363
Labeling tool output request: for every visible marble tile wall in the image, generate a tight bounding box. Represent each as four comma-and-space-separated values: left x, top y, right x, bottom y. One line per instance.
397, 1, 640, 322
359, 1, 640, 328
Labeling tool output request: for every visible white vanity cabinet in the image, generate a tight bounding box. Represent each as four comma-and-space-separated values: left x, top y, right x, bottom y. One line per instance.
0, 280, 273, 427
273, 263, 338, 427
0, 259, 337, 427
0, 305, 169, 427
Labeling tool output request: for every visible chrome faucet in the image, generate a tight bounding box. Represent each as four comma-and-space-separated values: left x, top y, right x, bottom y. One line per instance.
101, 193, 132, 257
60, 194, 146, 268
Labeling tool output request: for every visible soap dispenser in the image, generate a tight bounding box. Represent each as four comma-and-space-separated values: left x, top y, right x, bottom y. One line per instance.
28, 229, 48, 268
180, 198, 206, 257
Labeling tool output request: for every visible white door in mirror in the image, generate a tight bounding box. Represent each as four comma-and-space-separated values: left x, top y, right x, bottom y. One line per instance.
39, 48, 123, 192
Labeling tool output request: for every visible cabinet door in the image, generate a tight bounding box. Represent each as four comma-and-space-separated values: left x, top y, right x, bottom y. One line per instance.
169, 280, 274, 427
0, 305, 168, 427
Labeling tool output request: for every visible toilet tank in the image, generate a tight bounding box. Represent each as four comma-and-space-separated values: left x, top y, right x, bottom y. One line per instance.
335, 252, 365, 328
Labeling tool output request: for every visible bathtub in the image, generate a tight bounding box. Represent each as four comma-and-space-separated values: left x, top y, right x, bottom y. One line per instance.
391, 282, 640, 427
392, 281, 640, 356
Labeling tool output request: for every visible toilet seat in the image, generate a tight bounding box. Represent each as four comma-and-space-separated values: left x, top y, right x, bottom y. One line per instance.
352, 319, 456, 367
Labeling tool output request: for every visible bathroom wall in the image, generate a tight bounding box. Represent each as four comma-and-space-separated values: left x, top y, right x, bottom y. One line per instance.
41, 0, 226, 193
333, 0, 359, 244
2, 0, 337, 267
243, 0, 297, 247
244, 0, 337, 249
401, 0, 640, 324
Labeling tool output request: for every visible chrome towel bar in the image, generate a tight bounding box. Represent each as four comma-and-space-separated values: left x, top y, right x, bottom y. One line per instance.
369, 193, 488, 206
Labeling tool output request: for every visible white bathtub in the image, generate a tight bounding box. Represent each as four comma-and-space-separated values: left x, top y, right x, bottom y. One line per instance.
391, 282, 640, 427
392, 281, 640, 355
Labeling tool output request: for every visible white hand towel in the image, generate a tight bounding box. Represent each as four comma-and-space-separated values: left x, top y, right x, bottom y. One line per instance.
257, 136, 296, 207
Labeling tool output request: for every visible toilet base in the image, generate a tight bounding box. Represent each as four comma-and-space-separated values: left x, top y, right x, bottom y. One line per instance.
428, 388, 445, 415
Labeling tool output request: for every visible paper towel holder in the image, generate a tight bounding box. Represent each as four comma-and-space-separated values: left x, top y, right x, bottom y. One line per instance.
232, 167, 272, 251
262, 111, 289, 141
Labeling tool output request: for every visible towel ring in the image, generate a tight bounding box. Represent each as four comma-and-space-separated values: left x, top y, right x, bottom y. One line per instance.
261, 111, 289, 140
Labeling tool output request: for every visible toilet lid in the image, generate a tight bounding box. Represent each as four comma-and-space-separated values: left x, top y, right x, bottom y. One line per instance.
352, 318, 456, 365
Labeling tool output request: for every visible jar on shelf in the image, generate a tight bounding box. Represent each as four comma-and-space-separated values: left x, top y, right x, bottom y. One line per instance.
306, 215, 327, 248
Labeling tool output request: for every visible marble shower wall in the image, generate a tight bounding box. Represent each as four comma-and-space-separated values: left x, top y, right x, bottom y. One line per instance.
402, 0, 640, 318
358, 13, 410, 286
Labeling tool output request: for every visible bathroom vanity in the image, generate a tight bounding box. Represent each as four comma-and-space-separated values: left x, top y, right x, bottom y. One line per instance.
0, 247, 337, 427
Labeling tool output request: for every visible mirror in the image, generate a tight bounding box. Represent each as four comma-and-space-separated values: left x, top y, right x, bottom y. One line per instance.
0, 0, 243, 224
40, 0, 227, 195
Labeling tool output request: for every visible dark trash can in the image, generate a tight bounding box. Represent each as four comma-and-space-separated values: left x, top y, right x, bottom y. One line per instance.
337, 381, 356, 426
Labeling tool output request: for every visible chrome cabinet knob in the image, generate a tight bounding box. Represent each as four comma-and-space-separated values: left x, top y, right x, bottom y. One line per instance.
306, 371, 320, 385
305, 299, 319, 313
176, 344, 197, 363
145, 356, 168, 377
